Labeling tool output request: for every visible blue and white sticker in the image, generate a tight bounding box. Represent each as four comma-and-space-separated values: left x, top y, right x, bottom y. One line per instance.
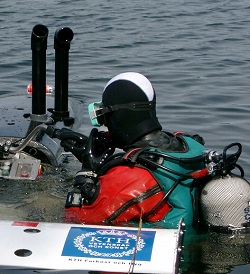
62, 227, 155, 261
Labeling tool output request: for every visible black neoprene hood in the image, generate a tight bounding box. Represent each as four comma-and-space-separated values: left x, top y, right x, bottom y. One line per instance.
102, 72, 162, 148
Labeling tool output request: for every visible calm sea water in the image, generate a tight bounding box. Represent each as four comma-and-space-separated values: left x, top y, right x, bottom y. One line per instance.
0, 0, 250, 273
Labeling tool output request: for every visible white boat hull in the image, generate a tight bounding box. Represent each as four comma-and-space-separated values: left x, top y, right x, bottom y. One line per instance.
0, 220, 184, 274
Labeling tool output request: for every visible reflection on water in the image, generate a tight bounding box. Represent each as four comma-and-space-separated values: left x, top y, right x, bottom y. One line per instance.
0, 160, 81, 223
182, 226, 250, 274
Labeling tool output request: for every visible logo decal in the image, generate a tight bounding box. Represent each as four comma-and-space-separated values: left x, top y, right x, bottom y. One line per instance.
62, 227, 155, 261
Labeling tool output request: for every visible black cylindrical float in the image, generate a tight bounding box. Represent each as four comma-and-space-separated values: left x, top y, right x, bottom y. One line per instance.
31, 24, 49, 116
54, 27, 74, 120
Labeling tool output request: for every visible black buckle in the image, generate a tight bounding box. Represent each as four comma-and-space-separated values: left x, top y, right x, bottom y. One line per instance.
65, 189, 83, 208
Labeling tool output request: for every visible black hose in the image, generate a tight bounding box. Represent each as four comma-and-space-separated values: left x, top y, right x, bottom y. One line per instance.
143, 150, 206, 164
142, 176, 184, 220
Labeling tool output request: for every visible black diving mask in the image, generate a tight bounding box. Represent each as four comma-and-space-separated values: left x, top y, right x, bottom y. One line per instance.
88, 101, 156, 127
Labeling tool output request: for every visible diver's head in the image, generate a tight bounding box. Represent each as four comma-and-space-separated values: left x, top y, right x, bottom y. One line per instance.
88, 72, 162, 148
201, 174, 250, 230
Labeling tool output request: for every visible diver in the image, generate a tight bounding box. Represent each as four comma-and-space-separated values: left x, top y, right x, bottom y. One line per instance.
58, 72, 212, 228
57, 72, 250, 229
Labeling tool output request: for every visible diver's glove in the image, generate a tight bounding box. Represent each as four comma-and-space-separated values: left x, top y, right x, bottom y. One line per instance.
57, 128, 88, 162
66, 128, 115, 207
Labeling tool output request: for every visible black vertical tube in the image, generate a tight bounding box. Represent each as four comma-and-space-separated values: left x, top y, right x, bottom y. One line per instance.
54, 27, 74, 120
31, 24, 49, 116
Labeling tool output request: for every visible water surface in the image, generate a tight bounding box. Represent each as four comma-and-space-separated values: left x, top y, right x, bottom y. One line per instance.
0, 0, 250, 273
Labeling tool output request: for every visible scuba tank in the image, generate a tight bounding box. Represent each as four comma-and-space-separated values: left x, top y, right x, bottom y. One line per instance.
200, 142, 250, 230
